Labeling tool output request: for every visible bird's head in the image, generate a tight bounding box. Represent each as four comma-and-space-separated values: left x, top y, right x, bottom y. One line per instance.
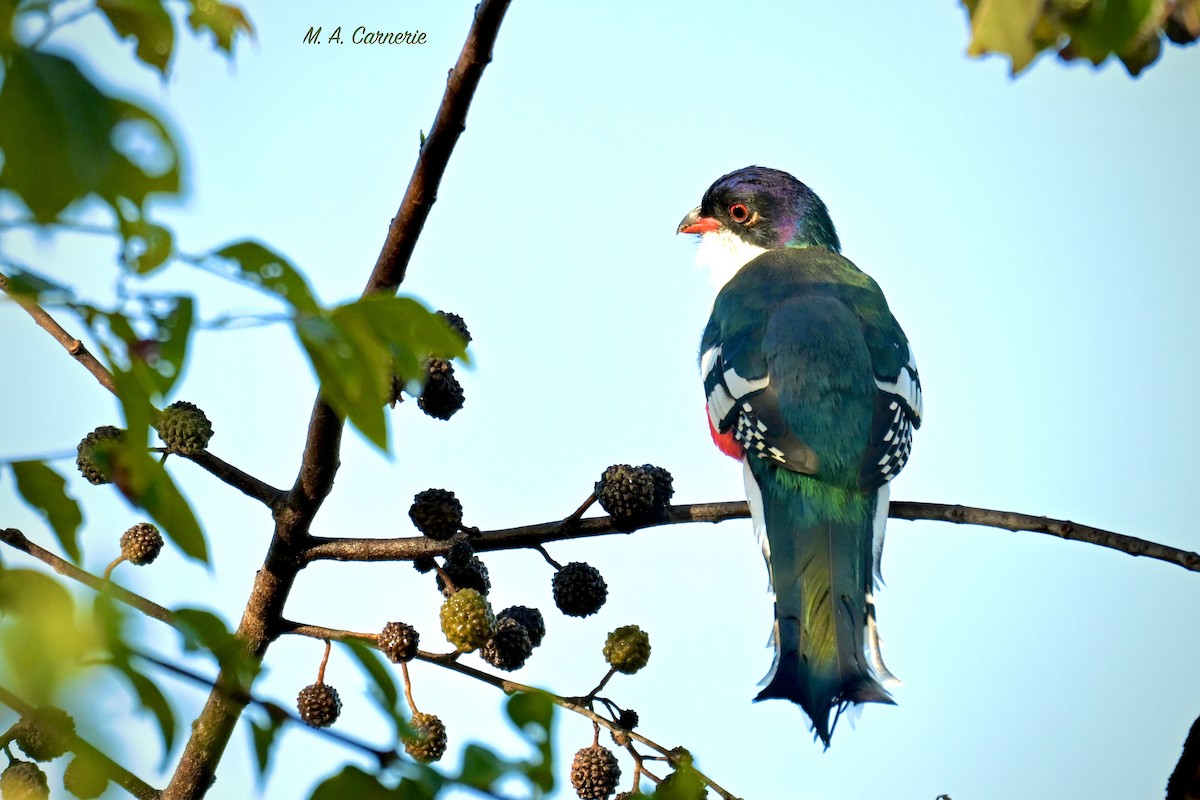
678, 166, 840, 286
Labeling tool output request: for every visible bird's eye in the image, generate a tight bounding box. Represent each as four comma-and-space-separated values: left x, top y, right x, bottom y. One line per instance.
729, 203, 751, 223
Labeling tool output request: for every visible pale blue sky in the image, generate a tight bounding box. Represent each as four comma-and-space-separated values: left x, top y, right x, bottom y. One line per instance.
3, 2, 1199, 799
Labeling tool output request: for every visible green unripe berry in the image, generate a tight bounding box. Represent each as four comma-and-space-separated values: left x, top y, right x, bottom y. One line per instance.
603, 625, 651, 674
439, 588, 495, 652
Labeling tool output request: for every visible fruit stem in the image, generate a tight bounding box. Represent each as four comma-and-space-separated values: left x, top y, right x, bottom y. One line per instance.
585, 666, 618, 701
533, 544, 563, 571
102, 556, 126, 581
400, 660, 419, 714
316, 639, 331, 684
562, 492, 597, 529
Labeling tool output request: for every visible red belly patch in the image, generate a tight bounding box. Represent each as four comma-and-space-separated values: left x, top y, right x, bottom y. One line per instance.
708, 414, 744, 461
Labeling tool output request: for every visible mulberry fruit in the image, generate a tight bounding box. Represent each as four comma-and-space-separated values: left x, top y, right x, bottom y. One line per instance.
596, 465, 657, 531
120, 522, 164, 566
570, 744, 620, 799
497, 605, 546, 647
76, 426, 124, 485
409, 489, 463, 541
640, 464, 674, 517
297, 682, 341, 728
403, 711, 447, 763
603, 625, 651, 674
553, 562, 607, 617
154, 401, 213, 455
437, 311, 472, 345
481, 617, 533, 671
0, 761, 48, 800
439, 588, 495, 652
378, 622, 419, 663
418, 359, 465, 420
62, 755, 107, 799
12, 706, 74, 761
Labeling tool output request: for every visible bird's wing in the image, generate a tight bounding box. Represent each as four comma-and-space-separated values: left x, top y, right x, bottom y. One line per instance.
857, 320, 922, 491
701, 334, 821, 474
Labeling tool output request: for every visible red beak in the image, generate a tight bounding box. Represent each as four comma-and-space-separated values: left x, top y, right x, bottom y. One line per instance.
677, 207, 720, 235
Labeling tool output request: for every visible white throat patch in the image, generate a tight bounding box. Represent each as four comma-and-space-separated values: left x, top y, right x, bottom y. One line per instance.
693, 228, 767, 288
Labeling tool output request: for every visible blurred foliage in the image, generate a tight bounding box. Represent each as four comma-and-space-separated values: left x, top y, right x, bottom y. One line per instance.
0, 569, 100, 704
963, 0, 1200, 75
306, 692, 557, 800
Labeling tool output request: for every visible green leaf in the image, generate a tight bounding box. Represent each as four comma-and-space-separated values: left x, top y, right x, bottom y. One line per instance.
147, 295, 194, 397
0, 266, 74, 302
0, 50, 118, 220
310, 766, 402, 800
656, 765, 707, 800
10, 461, 84, 562
296, 312, 389, 448
0, 568, 96, 703
90, 596, 175, 763
340, 639, 403, 733
210, 240, 320, 314
0, 50, 181, 221
343, 295, 471, 379
1061, 0, 1157, 63
105, 444, 208, 563
112, 659, 177, 761
964, 0, 1045, 73
248, 708, 284, 786
172, 607, 259, 688
105, 100, 181, 198
294, 295, 469, 452
507, 690, 554, 739
186, 0, 254, 54
394, 766, 444, 800
458, 744, 514, 792
116, 210, 175, 274
97, 0, 175, 75
506, 691, 556, 793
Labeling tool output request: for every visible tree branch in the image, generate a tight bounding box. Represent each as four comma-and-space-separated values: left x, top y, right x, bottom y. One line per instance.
0, 273, 117, 394
0, 528, 175, 625
182, 451, 285, 509
302, 502, 748, 562
362, 0, 513, 295
888, 501, 1200, 572
162, 3, 515, 797
0, 684, 160, 800
304, 499, 1200, 574
0, 274, 281, 510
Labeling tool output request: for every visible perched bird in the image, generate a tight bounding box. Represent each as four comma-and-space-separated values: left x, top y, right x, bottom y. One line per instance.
679, 166, 922, 745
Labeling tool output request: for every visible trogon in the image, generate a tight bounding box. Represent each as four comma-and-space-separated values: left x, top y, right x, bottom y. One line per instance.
678, 166, 922, 745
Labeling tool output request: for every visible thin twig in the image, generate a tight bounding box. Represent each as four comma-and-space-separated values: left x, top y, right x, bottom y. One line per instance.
0, 273, 117, 394
129, 649, 396, 766
534, 544, 563, 570
102, 555, 125, 580
563, 492, 597, 527
1, 274, 282, 509
399, 660, 418, 714
888, 501, 1200, 571
361, 0, 514, 295
316, 639, 332, 684
184, 451, 285, 509
0, 528, 175, 625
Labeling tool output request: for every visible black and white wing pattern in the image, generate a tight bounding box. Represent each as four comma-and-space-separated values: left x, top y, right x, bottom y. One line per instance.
701, 343, 821, 475
860, 344, 922, 490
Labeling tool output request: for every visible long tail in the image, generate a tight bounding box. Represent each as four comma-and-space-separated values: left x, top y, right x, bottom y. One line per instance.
745, 460, 895, 745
